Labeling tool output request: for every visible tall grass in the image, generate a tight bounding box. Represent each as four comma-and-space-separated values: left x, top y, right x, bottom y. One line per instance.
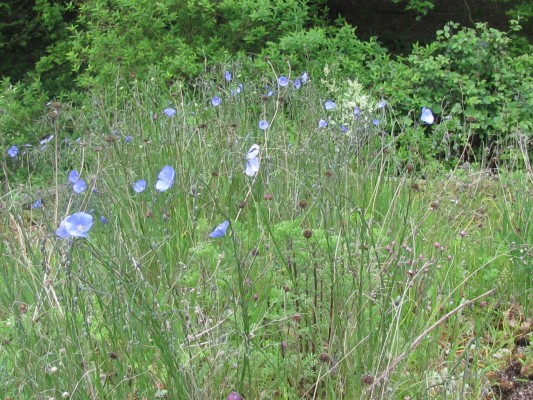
1, 69, 531, 399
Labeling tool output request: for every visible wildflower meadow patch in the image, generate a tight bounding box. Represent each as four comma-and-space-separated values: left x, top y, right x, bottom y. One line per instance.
0, 66, 531, 399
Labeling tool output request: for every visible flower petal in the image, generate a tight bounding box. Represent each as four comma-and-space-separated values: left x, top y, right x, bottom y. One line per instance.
155, 166, 175, 192
420, 107, 435, 125
246, 144, 260, 160
245, 157, 260, 177
209, 220, 230, 238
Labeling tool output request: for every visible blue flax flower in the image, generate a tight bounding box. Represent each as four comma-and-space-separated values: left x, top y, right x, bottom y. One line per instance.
32, 199, 43, 209
163, 108, 176, 117
7, 146, 18, 157
293, 79, 301, 89
211, 96, 221, 107
155, 166, 175, 192
73, 179, 87, 194
56, 212, 94, 239
244, 144, 260, 177
133, 180, 147, 193
420, 107, 435, 125
278, 76, 289, 87
258, 120, 269, 130
209, 220, 230, 238
324, 101, 336, 111
318, 119, 327, 128
39, 135, 54, 149
225, 70, 232, 82
68, 170, 80, 184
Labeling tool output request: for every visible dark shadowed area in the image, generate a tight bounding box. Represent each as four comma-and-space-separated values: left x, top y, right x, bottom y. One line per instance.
328, 0, 533, 52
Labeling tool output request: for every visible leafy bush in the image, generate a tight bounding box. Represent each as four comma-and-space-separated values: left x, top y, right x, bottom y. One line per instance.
256, 20, 532, 167
256, 24, 388, 79
0, 78, 49, 146
390, 0, 434, 17
2, 0, 532, 176
0, 0, 76, 92
0, 77, 89, 184
370, 21, 533, 164
36, 0, 328, 88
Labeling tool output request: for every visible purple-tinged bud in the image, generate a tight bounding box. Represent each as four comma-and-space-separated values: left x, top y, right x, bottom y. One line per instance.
227, 392, 242, 400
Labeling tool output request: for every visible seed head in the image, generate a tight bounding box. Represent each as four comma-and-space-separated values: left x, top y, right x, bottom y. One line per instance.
361, 374, 375, 385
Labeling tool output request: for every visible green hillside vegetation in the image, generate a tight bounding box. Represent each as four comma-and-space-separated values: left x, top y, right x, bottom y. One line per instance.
1, 1, 532, 399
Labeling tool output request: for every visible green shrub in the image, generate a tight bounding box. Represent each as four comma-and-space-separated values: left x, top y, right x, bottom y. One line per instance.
3, 0, 532, 178
35, 0, 328, 88
256, 24, 388, 79
371, 21, 533, 164
0, 1, 67, 81
0, 77, 88, 184
0, 78, 49, 146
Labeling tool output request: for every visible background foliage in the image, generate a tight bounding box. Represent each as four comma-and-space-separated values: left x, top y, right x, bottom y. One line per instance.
1, 0, 532, 179
370, 21, 533, 165
1, 1, 532, 398
393, 0, 533, 21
